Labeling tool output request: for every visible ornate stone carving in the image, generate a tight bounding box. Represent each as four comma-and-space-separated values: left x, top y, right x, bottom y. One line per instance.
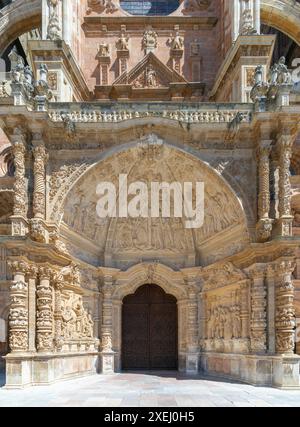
30, 219, 47, 243
248, 266, 267, 354
101, 333, 113, 352
269, 57, 293, 87
278, 134, 294, 237
206, 293, 243, 340
12, 140, 27, 217
142, 30, 158, 54
61, 293, 94, 340
34, 64, 52, 111
250, 65, 268, 108
87, 0, 118, 14
257, 141, 273, 241
0, 81, 9, 98
36, 267, 54, 352
275, 260, 296, 354
33, 144, 48, 219
97, 42, 110, 58
169, 31, 184, 51
183, 0, 211, 13
8, 261, 29, 352
47, 0, 62, 41
202, 263, 246, 292
240, 8, 257, 36
116, 30, 129, 51
49, 108, 252, 125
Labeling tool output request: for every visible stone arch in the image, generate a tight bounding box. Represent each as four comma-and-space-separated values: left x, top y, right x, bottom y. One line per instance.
0, 0, 41, 56
111, 262, 188, 301
59, 137, 250, 267
59, 135, 250, 268
261, 0, 300, 46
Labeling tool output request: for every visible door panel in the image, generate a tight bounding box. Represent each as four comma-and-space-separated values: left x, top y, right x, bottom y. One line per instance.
122, 284, 177, 370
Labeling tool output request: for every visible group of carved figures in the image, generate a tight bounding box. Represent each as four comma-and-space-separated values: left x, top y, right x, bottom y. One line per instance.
251, 57, 293, 103
206, 304, 242, 340
98, 29, 185, 58
61, 294, 94, 340
8, 46, 52, 104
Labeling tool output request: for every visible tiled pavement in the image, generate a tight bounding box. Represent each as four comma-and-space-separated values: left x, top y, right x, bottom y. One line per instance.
0, 371, 300, 407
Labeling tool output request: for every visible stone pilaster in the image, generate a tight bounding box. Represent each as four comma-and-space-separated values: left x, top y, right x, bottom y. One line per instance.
27, 265, 38, 352
256, 141, 273, 241
248, 266, 267, 354
240, 281, 250, 339
53, 273, 64, 351
277, 134, 294, 237
185, 282, 199, 374
275, 260, 296, 355
7, 260, 29, 353
36, 267, 54, 352
33, 144, 48, 220
101, 276, 115, 374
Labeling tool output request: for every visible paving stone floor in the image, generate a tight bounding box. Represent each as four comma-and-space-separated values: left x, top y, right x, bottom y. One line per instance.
0, 371, 300, 407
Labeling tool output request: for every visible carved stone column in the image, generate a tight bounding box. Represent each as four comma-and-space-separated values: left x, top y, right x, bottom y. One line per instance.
186, 282, 199, 374
275, 260, 296, 355
53, 273, 64, 351
8, 261, 29, 353
248, 266, 267, 354
256, 141, 273, 241
33, 144, 48, 220
101, 276, 115, 374
36, 267, 54, 352
11, 132, 28, 236
277, 135, 294, 237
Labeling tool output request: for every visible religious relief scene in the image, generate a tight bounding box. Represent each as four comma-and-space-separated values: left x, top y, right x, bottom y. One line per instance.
1, 0, 300, 405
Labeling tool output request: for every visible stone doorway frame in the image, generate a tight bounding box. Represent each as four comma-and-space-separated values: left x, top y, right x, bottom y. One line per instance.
100, 263, 200, 374
121, 283, 178, 371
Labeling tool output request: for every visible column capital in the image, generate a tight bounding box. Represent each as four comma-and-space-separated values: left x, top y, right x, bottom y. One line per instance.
8, 260, 30, 276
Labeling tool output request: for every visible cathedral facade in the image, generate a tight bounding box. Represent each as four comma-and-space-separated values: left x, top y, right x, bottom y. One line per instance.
0, 0, 300, 389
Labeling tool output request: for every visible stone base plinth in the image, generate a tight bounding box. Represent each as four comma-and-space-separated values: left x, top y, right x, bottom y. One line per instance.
4, 352, 99, 389
201, 353, 300, 389
100, 351, 116, 374
186, 353, 200, 375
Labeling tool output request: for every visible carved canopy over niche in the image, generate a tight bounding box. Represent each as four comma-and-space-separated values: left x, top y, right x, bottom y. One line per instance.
61, 140, 249, 267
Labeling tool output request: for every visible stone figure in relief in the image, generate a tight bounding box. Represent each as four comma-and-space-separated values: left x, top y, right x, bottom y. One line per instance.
169, 31, 184, 51
145, 65, 157, 88
117, 31, 129, 51
98, 42, 110, 58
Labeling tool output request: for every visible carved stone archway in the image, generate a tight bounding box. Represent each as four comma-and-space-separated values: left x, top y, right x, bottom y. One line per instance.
0, 0, 41, 56
261, 0, 300, 45
59, 138, 250, 269
100, 262, 200, 374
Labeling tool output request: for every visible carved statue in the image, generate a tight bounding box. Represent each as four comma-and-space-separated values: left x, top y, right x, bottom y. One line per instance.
269, 57, 292, 86
145, 65, 157, 88
169, 31, 184, 51
98, 42, 110, 57
142, 30, 158, 53
116, 31, 129, 51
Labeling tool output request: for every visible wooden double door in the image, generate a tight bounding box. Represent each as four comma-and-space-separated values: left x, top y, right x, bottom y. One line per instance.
122, 284, 178, 370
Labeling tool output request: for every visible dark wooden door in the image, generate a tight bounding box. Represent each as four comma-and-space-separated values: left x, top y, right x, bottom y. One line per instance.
122, 284, 178, 370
